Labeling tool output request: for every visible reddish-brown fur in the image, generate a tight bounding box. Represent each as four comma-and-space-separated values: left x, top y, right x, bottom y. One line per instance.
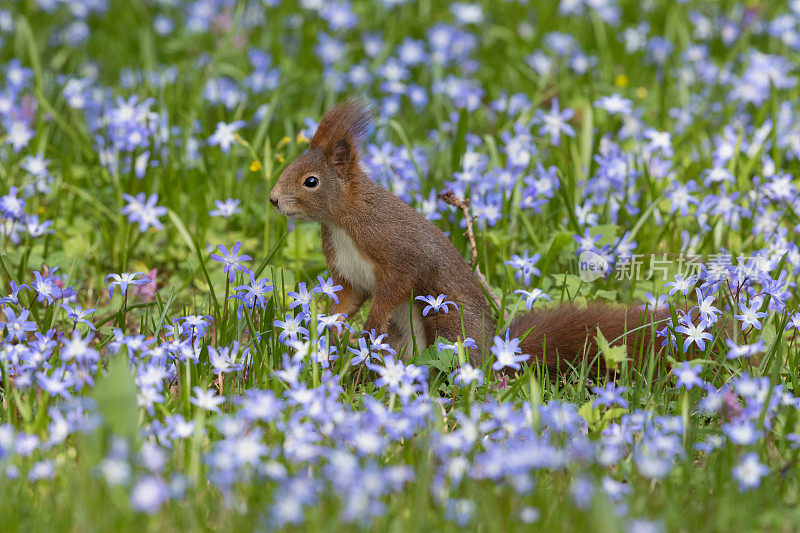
508, 304, 671, 373
269, 99, 668, 371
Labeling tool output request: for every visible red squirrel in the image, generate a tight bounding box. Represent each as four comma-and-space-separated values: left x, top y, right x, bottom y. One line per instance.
268, 99, 665, 371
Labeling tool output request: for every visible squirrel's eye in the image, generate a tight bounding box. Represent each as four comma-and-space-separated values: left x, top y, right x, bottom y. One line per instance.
303, 176, 319, 188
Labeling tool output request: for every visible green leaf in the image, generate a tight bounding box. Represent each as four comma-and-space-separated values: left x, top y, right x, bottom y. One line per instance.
595, 327, 627, 369
760, 322, 777, 349
167, 208, 195, 251
578, 400, 601, 424
579, 400, 626, 430
589, 224, 620, 246
542, 230, 574, 262
551, 273, 583, 298
91, 353, 139, 441
595, 289, 618, 301
416, 337, 457, 373
452, 109, 469, 172
602, 407, 628, 423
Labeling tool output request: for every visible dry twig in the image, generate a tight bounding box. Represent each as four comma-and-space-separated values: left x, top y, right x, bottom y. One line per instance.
438, 190, 506, 317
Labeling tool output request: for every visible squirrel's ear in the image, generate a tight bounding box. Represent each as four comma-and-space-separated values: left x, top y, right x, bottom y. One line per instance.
330, 138, 352, 167
310, 98, 372, 172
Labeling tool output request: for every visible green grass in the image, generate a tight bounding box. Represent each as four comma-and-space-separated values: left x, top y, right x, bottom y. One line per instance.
1, 0, 800, 531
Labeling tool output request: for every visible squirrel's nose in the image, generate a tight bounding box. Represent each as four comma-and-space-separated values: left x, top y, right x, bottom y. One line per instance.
269, 195, 278, 208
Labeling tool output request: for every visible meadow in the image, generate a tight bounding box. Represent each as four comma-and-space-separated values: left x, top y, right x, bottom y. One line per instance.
1, 0, 800, 530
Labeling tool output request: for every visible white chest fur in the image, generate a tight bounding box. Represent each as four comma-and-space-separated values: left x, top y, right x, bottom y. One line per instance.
326, 225, 376, 293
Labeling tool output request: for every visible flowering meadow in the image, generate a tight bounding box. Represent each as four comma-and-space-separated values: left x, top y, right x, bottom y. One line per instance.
3, 0, 800, 530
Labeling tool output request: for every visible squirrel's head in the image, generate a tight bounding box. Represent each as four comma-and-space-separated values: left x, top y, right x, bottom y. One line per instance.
269, 99, 372, 223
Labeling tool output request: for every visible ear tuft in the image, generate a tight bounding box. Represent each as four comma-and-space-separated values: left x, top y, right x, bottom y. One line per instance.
310, 98, 373, 167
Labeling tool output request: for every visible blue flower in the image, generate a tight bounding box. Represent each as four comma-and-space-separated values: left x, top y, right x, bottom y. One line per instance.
725, 339, 766, 360
320, 0, 358, 30
287, 282, 313, 313
734, 301, 768, 331
414, 294, 458, 316
60, 304, 97, 330
665, 274, 695, 296
490, 331, 529, 371
210, 242, 252, 283
364, 330, 396, 355
372, 355, 408, 392
209, 198, 241, 218
347, 337, 381, 366
540, 400, 583, 433
671, 361, 703, 390
6, 120, 34, 152
190, 386, 225, 413
437, 337, 478, 352
505, 250, 542, 285
208, 120, 245, 153
723, 420, 763, 446
130, 475, 170, 513
35, 367, 71, 398
2, 307, 37, 342
231, 272, 273, 309
25, 215, 54, 238
104, 95, 158, 153
313, 276, 343, 304
592, 383, 629, 409
59, 330, 99, 364
0, 186, 25, 220
574, 228, 602, 253
0, 280, 29, 305
695, 288, 721, 325
121, 193, 167, 233
732, 453, 768, 491
675, 320, 712, 352
643, 293, 668, 310
535, 98, 575, 146
28, 460, 55, 481
31, 271, 62, 304
514, 289, 550, 310
105, 272, 151, 299
594, 94, 632, 115
444, 498, 475, 527
208, 344, 246, 375
273, 313, 309, 343
453, 363, 483, 386
273, 353, 302, 386
179, 315, 213, 338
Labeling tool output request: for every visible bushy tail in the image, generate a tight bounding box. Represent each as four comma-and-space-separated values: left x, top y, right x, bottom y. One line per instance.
506, 303, 670, 373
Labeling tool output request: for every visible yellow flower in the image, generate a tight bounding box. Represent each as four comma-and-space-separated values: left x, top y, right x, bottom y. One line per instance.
277, 136, 291, 149
296, 132, 309, 144
636, 87, 647, 99
276, 153, 285, 163
614, 74, 629, 88
250, 160, 262, 172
